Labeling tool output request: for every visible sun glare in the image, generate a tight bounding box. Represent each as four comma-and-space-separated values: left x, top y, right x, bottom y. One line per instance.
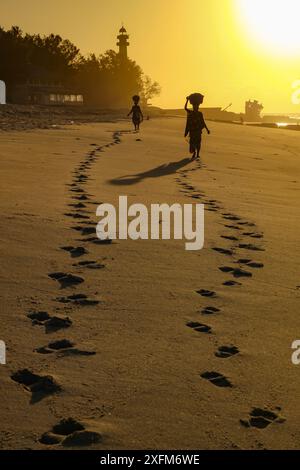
237, 0, 300, 56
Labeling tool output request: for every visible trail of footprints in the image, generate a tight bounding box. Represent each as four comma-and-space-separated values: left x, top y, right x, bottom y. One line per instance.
12, 130, 127, 447
12, 134, 283, 444
177, 160, 285, 433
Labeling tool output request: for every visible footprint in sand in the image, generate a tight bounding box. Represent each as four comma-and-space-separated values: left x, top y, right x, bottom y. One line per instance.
221, 235, 239, 241
56, 293, 100, 306
73, 260, 105, 270
77, 221, 95, 226
186, 321, 212, 334
40, 418, 102, 447
200, 371, 232, 388
48, 272, 84, 288
76, 173, 88, 180
45, 316, 73, 333
11, 369, 61, 403
35, 339, 96, 357
28, 311, 73, 333
27, 311, 50, 323
201, 306, 220, 315
237, 259, 264, 269
236, 258, 252, 264
71, 225, 86, 232
240, 408, 285, 429
243, 232, 264, 239
237, 221, 256, 227
248, 262, 264, 268
82, 237, 113, 245
69, 203, 87, 209
64, 212, 90, 220
238, 243, 265, 252
70, 188, 85, 194
73, 195, 90, 201
61, 246, 88, 258
213, 247, 234, 256
197, 289, 217, 298
215, 345, 239, 358
80, 226, 96, 236
219, 266, 252, 278
75, 176, 88, 183
223, 280, 242, 286
36, 339, 74, 353
207, 202, 221, 209
88, 201, 103, 206
224, 225, 242, 231
222, 214, 241, 222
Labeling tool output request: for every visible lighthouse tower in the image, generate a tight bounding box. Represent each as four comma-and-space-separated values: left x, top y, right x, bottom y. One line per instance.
117, 26, 129, 61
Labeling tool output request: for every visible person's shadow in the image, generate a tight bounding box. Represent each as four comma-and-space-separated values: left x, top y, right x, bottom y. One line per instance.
108, 158, 192, 186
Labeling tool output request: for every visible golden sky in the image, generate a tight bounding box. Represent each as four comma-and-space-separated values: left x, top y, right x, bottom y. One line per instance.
1, 0, 300, 114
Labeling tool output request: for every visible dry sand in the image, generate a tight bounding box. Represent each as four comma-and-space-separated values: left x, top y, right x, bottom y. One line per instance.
0, 117, 299, 450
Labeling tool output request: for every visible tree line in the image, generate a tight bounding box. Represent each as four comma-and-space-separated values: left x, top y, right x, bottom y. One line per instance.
0, 26, 161, 106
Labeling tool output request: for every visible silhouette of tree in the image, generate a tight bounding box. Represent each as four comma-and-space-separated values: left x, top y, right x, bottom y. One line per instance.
77, 50, 144, 106
141, 75, 161, 105
0, 25, 160, 107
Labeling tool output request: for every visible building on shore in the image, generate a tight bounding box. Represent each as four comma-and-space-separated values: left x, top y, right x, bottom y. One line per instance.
117, 26, 130, 62
245, 100, 263, 121
0, 80, 6, 104
10, 82, 84, 106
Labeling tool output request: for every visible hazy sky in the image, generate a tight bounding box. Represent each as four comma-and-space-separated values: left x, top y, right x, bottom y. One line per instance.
1, 0, 300, 113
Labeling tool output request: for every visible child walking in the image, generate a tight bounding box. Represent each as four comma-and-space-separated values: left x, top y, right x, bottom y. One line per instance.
128, 95, 144, 131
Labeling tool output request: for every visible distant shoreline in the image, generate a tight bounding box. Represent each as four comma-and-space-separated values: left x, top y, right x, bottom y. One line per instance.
0, 104, 299, 132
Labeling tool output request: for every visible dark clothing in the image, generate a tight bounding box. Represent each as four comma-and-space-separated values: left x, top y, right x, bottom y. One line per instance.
185, 110, 205, 153
130, 105, 142, 125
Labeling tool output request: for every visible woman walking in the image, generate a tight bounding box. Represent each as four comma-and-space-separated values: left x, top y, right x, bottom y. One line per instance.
184, 93, 210, 159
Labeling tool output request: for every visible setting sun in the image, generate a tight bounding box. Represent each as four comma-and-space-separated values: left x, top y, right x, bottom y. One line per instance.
237, 0, 300, 56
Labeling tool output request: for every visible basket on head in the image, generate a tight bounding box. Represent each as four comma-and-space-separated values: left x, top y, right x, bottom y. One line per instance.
132, 95, 140, 104
189, 93, 204, 106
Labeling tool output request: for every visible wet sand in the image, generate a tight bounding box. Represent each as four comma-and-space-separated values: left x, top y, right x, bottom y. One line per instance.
0, 117, 299, 449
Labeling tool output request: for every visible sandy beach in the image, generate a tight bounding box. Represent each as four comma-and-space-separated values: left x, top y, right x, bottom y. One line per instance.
0, 117, 299, 450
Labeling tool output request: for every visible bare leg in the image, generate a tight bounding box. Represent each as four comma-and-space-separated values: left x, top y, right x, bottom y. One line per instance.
196, 140, 202, 159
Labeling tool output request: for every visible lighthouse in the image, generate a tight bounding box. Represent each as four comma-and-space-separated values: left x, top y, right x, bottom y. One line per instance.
117, 26, 129, 61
